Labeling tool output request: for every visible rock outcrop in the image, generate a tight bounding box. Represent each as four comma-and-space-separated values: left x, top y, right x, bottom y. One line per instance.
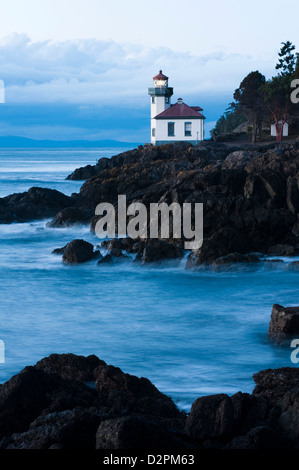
0, 353, 299, 449
3, 141, 299, 266
47, 207, 92, 228
134, 239, 184, 264
96, 237, 184, 265
62, 239, 100, 264
0, 187, 71, 224
66, 158, 111, 181
268, 304, 299, 343
70, 141, 299, 264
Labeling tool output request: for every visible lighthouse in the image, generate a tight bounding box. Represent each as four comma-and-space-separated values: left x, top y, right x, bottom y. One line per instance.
148, 71, 173, 144
148, 71, 205, 146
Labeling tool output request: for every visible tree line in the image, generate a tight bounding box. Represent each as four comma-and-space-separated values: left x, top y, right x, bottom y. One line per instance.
212, 41, 299, 143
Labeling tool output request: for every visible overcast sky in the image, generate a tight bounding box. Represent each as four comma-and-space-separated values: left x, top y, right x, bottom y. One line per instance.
0, 0, 298, 142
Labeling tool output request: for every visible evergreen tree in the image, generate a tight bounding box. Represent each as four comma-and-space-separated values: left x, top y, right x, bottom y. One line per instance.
211, 104, 246, 140
233, 71, 266, 143
211, 41, 299, 142
276, 41, 296, 76
265, 41, 297, 142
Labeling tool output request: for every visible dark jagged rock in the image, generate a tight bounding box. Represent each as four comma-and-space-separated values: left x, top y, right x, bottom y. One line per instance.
96, 415, 194, 450
0, 354, 299, 449
66, 158, 111, 180
109, 248, 126, 258
35, 353, 105, 382
97, 238, 139, 264
252, 368, 299, 441
3, 408, 101, 449
47, 207, 92, 228
221, 150, 255, 171
252, 367, 299, 403
229, 392, 269, 435
0, 201, 14, 224
68, 141, 299, 264
224, 425, 292, 449
212, 252, 260, 266
0, 187, 71, 224
185, 389, 284, 448
52, 246, 66, 255
97, 254, 113, 265
268, 304, 299, 343
185, 394, 235, 442
185, 391, 269, 447
135, 239, 184, 264
0, 354, 185, 450
0, 365, 98, 441
267, 244, 296, 256
94, 363, 184, 427
185, 239, 228, 268
62, 239, 99, 264
3, 142, 299, 263
95, 237, 183, 265
100, 238, 137, 253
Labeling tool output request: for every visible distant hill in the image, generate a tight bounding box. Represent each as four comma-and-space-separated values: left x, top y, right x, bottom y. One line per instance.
0, 136, 143, 149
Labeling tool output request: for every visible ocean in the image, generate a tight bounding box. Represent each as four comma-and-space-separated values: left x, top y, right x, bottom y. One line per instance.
0, 148, 297, 411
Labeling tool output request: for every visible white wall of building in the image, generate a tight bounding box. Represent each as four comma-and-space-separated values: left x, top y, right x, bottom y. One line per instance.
271, 121, 289, 137
154, 118, 204, 143
151, 95, 170, 119
151, 95, 171, 144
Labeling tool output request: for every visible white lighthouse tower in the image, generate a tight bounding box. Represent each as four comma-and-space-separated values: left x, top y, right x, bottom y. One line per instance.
148, 70, 173, 145
148, 70, 205, 146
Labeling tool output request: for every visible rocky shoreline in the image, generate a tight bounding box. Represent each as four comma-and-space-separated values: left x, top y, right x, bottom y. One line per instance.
1, 142, 299, 449
0, 352, 298, 449
2, 140, 299, 267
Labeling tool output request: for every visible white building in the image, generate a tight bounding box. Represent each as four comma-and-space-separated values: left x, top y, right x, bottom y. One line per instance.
271, 120, 289, 138
148, 70, 205, 146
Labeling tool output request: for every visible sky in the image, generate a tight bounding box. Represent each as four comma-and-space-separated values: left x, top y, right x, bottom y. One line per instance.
0, 0, 298, 143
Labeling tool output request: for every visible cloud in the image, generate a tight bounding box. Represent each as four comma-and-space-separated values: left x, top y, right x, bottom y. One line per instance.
0, 34, 277, 107
0, 34, 279, 141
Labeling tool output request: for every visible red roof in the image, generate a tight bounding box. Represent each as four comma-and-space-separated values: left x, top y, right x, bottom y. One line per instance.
191, 106, 203, 112
153, 70, 168, 80
155, 102, 205, 119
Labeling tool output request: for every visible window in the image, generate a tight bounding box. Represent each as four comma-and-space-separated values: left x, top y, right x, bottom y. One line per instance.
168, 122, 175, 137
185, 122, 192, 136
165, 97, 170, 104
152, 96, 155, 104
152, 128, 155, 137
